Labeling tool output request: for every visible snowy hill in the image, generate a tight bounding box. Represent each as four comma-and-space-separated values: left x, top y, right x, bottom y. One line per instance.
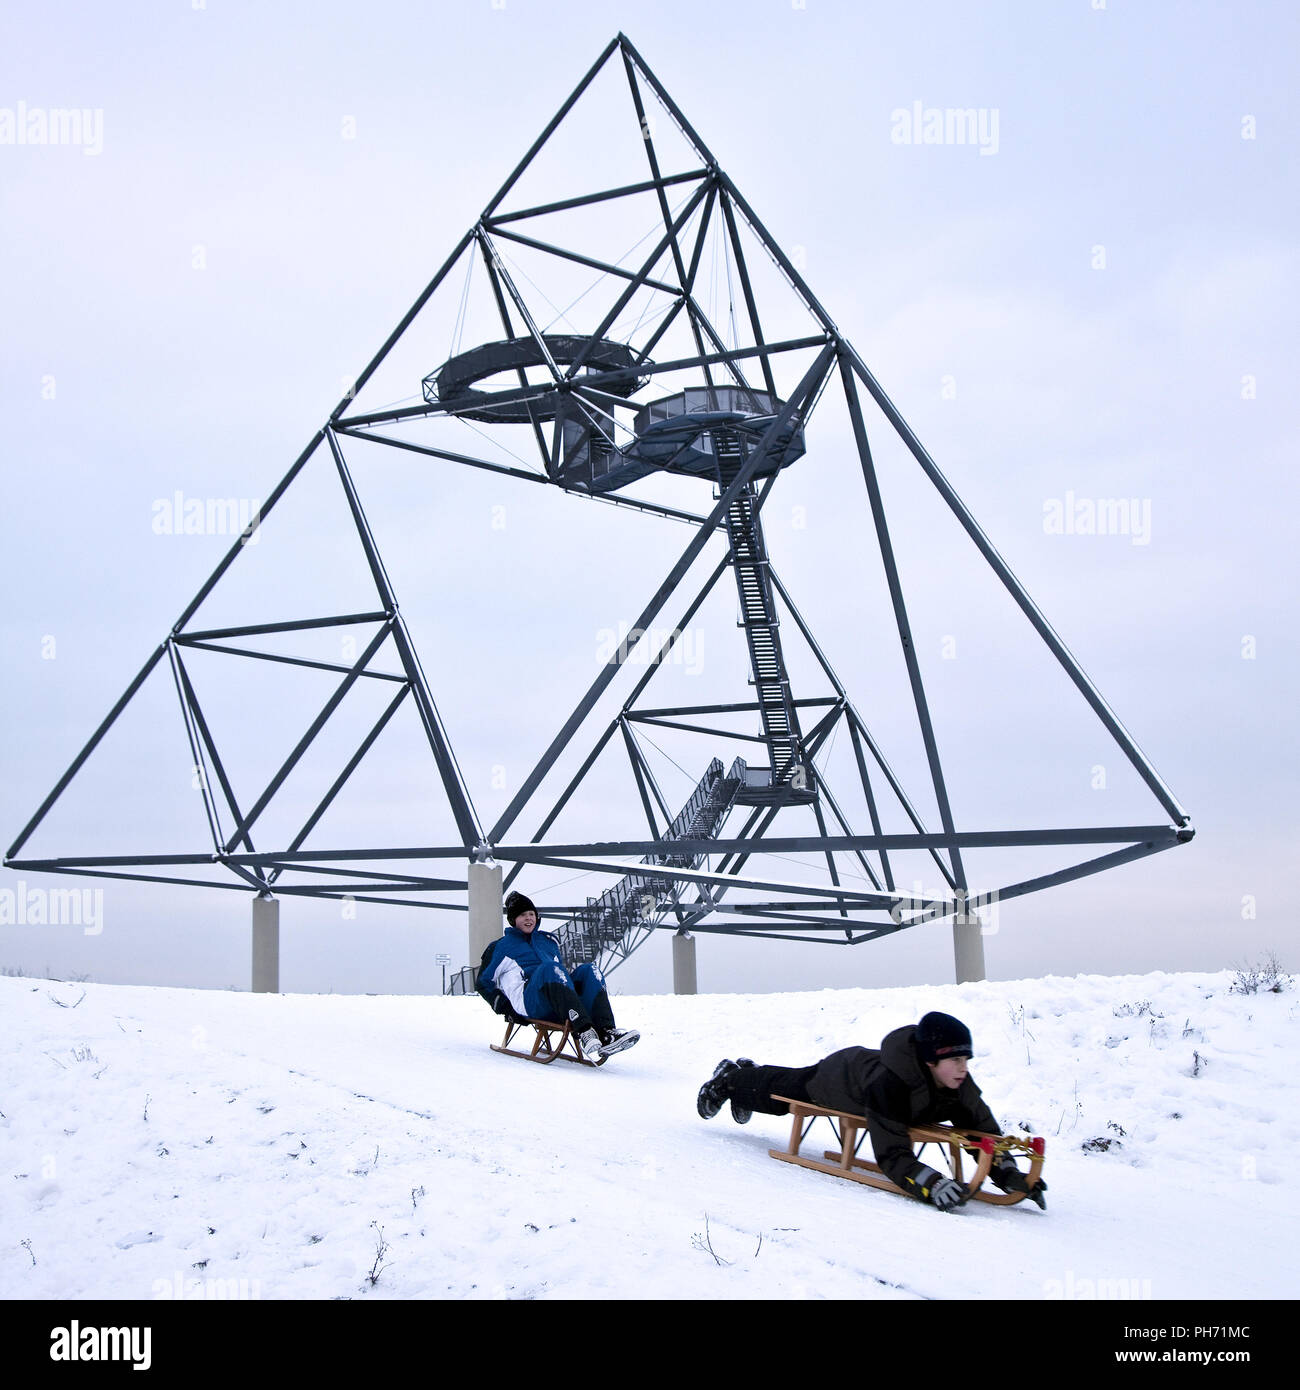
1, 968, 1296, 1302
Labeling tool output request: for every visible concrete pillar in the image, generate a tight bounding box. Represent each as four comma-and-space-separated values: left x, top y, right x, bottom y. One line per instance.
467, 859, 503, 986
953, 906, 986, 985
252, 894, 279, 994
672, 929, 697, 995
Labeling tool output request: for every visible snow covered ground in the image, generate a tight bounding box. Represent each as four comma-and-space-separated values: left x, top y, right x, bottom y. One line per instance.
2, 968, 1296, 1302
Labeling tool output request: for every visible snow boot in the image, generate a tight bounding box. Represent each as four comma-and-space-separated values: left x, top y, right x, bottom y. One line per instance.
697, 1058, 739, 1119
729, 1058, 755, 1124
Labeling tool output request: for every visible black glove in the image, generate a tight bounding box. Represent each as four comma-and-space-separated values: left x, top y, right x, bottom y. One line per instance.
904, 1162, 968, 1210
992, 1160, 1048, 1208
990, 1159, 1047, 1208
989, 1159, 1029, 1194
930, 1176, 968, 1211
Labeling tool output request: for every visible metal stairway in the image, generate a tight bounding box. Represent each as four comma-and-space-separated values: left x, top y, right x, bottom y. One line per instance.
447, 756, 744, 992
715, 434, 814, 803
551, 754, 745, 973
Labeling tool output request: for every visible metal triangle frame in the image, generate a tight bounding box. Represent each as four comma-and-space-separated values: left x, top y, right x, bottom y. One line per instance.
5, 33, 1193, 968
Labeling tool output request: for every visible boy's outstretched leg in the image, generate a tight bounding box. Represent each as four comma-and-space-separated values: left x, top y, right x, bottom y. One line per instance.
697, 1060, 820, 1121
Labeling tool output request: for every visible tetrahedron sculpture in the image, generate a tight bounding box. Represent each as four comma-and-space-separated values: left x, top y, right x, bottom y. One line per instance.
5, 34, 1193, 987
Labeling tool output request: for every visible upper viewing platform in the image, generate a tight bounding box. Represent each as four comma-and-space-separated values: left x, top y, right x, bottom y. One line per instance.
558, 383, 808, 495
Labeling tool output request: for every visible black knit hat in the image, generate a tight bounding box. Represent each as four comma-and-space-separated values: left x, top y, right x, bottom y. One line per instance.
504, 891, 538, 926
915, 1011, 973, 1063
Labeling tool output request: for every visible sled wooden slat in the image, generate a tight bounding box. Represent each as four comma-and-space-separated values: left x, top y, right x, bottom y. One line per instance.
768, 1096, 1044, 1206
490, 1015, 605, 1067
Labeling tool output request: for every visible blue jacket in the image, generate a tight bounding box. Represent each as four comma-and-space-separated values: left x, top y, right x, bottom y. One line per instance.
478, 927, 567, 1017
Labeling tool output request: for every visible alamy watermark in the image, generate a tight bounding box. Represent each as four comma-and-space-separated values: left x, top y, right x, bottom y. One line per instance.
152, 1271, 261, 1300
49, 1322, 149, 1369
890, 101, 1000, 156
151, 491, 262, 543
596, 621, 704, 675
888, 882, 999, 934
1044, 1269, 1153, 1300
1, 102, 103, 156
0, 880, 103, 935
1043, 491, 1151, 545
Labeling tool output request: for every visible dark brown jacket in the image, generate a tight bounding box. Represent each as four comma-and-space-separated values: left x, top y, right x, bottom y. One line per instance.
806, 1024, 1001, 1189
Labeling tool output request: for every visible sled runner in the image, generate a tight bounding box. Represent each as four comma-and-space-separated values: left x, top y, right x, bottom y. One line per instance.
768, 1096, 1046, 1206
490, 1015, 607, 1067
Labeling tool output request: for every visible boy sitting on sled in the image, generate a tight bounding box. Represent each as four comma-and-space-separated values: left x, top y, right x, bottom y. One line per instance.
477, 891, 640, 1062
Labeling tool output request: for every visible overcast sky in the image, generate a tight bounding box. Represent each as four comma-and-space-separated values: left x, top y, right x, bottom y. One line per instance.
2, 0, 1295, 998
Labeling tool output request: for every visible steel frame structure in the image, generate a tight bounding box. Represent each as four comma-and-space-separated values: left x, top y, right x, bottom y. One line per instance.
6, 34, 1193, 974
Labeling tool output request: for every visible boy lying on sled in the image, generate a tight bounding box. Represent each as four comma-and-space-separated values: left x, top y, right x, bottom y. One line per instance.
697, 1011, 1046, 1211
476, 891, 640, 1063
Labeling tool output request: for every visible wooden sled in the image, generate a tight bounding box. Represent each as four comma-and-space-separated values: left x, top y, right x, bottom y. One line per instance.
768, 1095, 1046, 1206
490, 1014, 606, 1067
